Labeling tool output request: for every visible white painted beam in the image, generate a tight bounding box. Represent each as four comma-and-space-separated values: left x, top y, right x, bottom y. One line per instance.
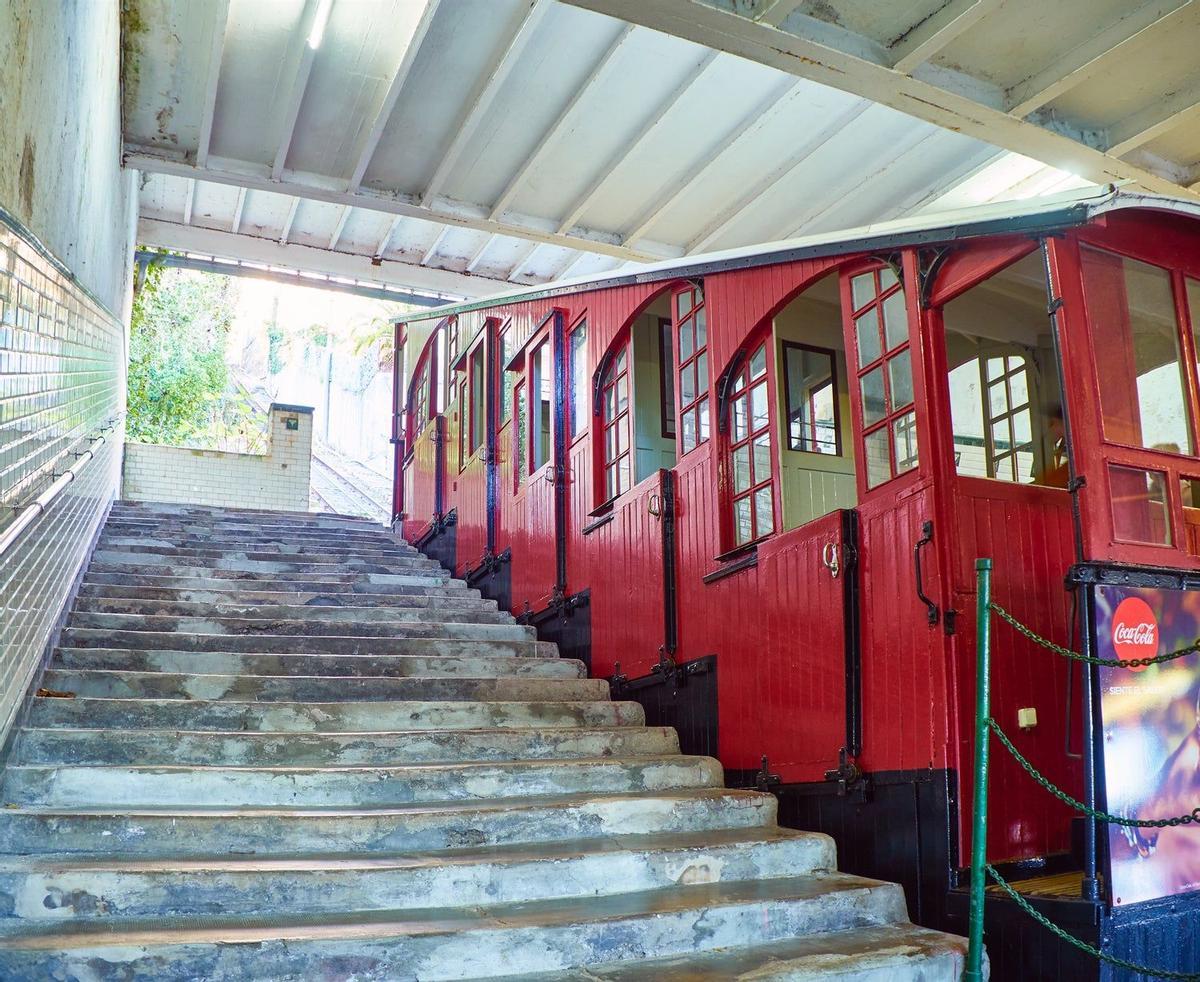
622, 77, 804, 245
196, 0, 231, 167
375, 216, 404, 258
183, 180, 196, 225
138, 218, 498, 297
231, 187, 248, 234
124, 148, 670, 262
1107, 82, 1200, 156
890, 0, 1000, 72
558, 0, 1194, 196
421, 0, 550, 207
271, 0, 329, 182
328, 206, 351, 249
689, 101, 872, 252
465, 233, 498, 273
420, 227, 451, 266
488, 23, 637, 221
556, 50, 720, 236
1005, 1, 1192, 117
279, 197, 301, 245
754, 1, 805, 28
347, 0, 443, 191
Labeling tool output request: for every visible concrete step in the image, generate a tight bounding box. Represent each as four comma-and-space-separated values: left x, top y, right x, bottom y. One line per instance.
101, 523, 409, 549
0, 788, 776, 857
111, 501, 381, 527
38, 670, 606, 703
98, 535, 416, 557
77, 584, 496, 610
73, 596, 510, 623
90, 550, 441, 576
0, 875, 908, 980
16, 725, 680, 766
0, 827, 831, 925
28, 695, 642, 732
0, 755, 723, 807
83, 571, 474, 596
53, 648, 580, 680
65, 611, 534, 640
96, 542, 434, 566
59, 628, 552, 657
505, 924, 970, 981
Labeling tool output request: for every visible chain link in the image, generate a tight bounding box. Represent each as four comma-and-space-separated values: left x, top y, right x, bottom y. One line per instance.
988, 717, 1200, 829
985, 864, 1200, 981
990, 602, 1200, 668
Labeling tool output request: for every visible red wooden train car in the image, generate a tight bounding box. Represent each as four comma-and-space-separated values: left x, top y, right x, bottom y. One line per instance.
392, 188, 1200, 978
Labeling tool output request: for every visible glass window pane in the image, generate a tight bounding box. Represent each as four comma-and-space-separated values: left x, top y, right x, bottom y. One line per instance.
752, 432, 771, 483
1189, 278, 1200, 392
751, 380, 769, 430
1110, 464, 1171, 545
754, 485, 774, 537
616, 418, 628, 454
879, 266, 899, 292
893, 411, 919, 475
851, 273, 875, 312
986, 357, 1005, 381
695, 306, 706, 348
750, 345, 767, 380
680, 362, 696, 404
1013, 408, 1032, 445
733, 445, 751, 492
732, 395, 749, 441
1009, 365, 1029, 408
861, 366, 887, 426
881, 290, 908, 350
855, 310, 881, 366
677, 290, 693, 319
570, 323, 588, 437
681, 408, 696, 453
784, 345, 838, 455
987, 379, 1009, 420
991, 419, 1011, 453
1081, 247, 1193, 454
864, 427, 891, 489
734, 497, 753, 544
697, 401, 710, 443
888, 349, 914, 409
696, 351, 708, 392
679, 321, 694, 361
615, 347, 626, 373
618, 456, 631, 496
616, 374, 628, 414
516, 384, 528, 481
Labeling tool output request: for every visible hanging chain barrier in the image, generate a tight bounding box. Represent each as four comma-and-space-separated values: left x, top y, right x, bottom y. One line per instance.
965, 559, 1200, 982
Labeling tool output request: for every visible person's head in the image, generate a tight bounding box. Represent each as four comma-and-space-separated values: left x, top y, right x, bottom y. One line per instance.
1046, 404, 1065, 443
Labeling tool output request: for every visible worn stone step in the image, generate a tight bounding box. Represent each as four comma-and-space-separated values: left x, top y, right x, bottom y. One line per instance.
90, 550, 439, 576
110, 502, 380, 527
83, 571, 473, 596
96, 541, 432, 566
53, 648, 579, 680
1, 755, 723, 807
76, 584, 496, 610
0, 827, 831, 926
506, 924, 970, 981
98, 533, 414, 554
0, 875, 907, 980
16, 725, 679, 766
39, 670, 604, 703
73, 596, 509, 623
29, 695, 643, 733
0, 788, 774, 857
65, 611, 533, 641
101, 523, 408, 549
86, 565, 453, 587
59, 628, 550, 657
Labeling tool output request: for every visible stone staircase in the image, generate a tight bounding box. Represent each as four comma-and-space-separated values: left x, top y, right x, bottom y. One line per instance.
0, 501, 972, 979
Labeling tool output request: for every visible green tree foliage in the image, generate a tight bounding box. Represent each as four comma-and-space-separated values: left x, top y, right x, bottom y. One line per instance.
126, 262, 240, 445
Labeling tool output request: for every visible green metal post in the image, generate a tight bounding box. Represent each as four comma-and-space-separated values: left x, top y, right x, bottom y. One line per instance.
965, 558, 993, 981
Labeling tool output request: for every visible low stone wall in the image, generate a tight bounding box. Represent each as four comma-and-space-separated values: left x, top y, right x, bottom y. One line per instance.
123, 404, 314, 512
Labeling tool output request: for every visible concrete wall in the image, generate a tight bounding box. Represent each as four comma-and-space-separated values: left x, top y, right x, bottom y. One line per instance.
124, 405, 314, 512
0, 1, 137, 751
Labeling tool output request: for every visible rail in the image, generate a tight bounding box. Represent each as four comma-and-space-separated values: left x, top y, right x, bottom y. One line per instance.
965, 558, 1200, 982
0, 417, 122, 561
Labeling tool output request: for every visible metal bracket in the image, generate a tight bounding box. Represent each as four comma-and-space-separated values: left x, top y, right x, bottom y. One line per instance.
755, 755, 781, 793
823, 747, 868, 799
917, 246, 952, 308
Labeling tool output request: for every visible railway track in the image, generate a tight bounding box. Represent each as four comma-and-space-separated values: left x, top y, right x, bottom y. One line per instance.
310, 454, 390, 525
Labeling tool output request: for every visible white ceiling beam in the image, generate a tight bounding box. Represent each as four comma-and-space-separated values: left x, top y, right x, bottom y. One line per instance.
421, 0, 550, 207
1106, 83, 1200, 156
270, 0, 329, 182
195, 0, 231, 167
558, 0, 1194, 197
754, 1, 805, 28
124, 148, 671, 262
890, 0, 1001, 72
183, 180, 196, 225
420, 227, 451, 266
328, 206, 351, 249
279, 197, 301, 244
138, 218, 499, 297
347, 0, 443, 191
1005, 1, 1192, 117
231, 187, 248, 233
689, 101, 872, 252
465, 233, 498, 273
556, 50, 719, 236
375, 216, 404, 258
488, 23, 637, 221
622, 77, 803, 244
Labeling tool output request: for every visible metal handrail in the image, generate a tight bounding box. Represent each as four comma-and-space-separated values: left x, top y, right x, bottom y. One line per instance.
0, 416, 122, 560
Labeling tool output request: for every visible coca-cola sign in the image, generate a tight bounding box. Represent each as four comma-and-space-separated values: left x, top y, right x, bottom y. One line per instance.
1111, 596, 1158, 672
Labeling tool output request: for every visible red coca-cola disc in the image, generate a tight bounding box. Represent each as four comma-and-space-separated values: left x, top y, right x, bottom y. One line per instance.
1111, 597, 1158, 673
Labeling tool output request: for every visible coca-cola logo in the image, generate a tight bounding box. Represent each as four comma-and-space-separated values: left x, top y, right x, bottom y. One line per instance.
1111, 597, 1158, 673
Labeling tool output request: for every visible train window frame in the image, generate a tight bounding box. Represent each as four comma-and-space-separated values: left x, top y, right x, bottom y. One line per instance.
843, 264, 919, 491
497, 320, 513, 427
599, 341, 633, 503
467, 339, 486, 457
781, 341, 841, 457
456, 375, 469, 474
724, 338, 776, 549
531, 336, 553, 474
659, 317, 676, 440
674, 284, 710, 456
569, 317, 589, 441
513, 377, 528, 493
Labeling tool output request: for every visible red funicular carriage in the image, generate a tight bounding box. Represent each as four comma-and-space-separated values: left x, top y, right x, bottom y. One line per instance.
392, 188, 1200, 979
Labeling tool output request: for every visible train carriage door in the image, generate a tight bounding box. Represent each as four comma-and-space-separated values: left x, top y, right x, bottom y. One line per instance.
399, 321, 446, 545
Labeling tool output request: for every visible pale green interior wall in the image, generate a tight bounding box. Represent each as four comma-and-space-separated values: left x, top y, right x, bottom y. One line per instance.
772, 277, 857, 531
632, 296, 676, 483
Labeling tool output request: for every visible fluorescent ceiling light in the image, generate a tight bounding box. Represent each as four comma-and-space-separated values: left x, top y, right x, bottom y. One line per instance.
308, 0, 334, 49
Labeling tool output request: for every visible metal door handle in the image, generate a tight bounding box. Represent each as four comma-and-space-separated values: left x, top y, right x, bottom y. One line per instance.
914, 519, 939, 626
648, 493, 662, 518
822, 542, 840, 578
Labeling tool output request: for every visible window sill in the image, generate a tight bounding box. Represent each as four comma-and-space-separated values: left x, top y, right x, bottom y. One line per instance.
703, 545, 759, 584
581, 512, 614, 536
588, 499, 616, 519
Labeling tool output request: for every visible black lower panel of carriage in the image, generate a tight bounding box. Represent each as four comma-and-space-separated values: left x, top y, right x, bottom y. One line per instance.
609, 654, 718, 759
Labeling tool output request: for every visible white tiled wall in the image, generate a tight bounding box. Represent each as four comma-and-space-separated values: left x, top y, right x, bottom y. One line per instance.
0, 223, 126, 748
123, 406, 313, 512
